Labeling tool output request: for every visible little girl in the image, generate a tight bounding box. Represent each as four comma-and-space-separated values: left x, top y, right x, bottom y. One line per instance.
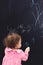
2, 33, 30, 65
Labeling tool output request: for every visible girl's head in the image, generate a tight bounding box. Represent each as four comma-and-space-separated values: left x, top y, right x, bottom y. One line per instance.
3, 33, 22, 49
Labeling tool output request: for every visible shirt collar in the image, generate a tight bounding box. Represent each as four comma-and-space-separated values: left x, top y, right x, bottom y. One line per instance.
5, 47, 21, 53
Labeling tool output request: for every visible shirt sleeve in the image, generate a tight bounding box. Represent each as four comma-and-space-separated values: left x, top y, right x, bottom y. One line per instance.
21, 50, 29, 61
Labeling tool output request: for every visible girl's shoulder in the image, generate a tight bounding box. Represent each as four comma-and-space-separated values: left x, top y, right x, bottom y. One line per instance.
16, 49, 23, 53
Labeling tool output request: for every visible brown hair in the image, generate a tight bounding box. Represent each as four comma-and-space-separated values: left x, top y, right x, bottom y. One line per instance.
3, 33, 21, 49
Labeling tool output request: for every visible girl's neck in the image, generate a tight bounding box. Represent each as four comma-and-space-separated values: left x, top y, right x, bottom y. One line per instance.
12, 48, 18, 50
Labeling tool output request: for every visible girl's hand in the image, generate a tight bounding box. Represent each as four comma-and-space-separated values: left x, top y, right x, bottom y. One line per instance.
25, 47, 30, 53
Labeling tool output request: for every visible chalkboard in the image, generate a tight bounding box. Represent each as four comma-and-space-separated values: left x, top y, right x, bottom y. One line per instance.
31, 0, 43, 39
1, 0, 43, 65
